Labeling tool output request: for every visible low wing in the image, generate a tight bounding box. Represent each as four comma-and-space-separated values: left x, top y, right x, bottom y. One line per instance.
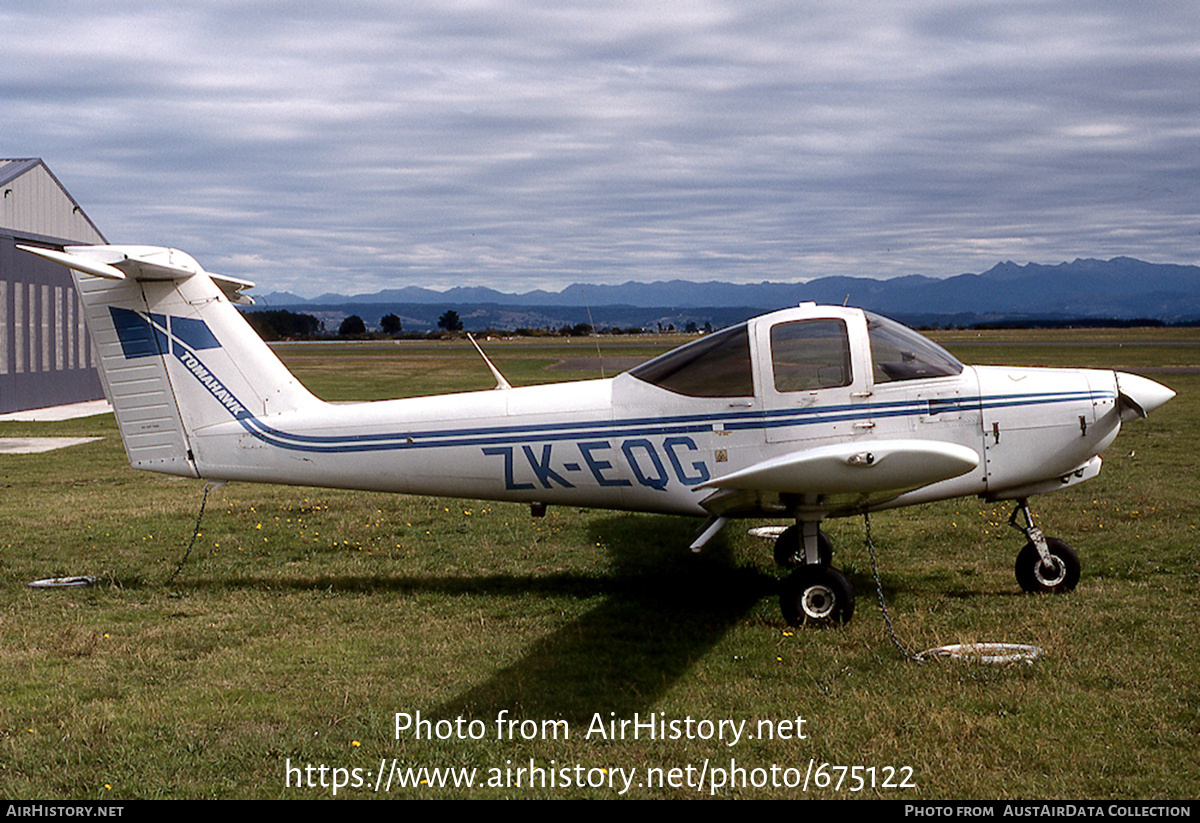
697, 439, 980, 498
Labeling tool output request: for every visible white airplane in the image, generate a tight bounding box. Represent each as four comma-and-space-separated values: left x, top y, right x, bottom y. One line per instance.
21, 244, 1176, 627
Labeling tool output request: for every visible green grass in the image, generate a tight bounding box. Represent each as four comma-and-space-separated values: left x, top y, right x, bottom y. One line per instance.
0, 331, 1196, 799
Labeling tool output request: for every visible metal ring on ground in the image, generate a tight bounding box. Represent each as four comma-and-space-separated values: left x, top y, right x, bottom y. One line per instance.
916, 643, 1043, 664
28, 576, 97, 588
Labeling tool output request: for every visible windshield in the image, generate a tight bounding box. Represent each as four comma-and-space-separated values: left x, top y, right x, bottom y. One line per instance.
866, 312, 963, 383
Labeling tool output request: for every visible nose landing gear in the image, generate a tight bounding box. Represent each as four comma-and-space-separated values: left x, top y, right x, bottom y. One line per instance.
1009, 500, 1080, 594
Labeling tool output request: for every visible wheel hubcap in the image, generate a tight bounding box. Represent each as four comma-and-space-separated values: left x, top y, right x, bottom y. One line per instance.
801, 584, 836, 619
1034, 557, 1066, 587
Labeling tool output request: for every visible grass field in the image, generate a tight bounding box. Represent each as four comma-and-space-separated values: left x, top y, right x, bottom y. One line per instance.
0, 329, 1196, 799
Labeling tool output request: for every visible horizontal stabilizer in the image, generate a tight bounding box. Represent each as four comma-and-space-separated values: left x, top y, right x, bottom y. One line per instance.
18, 244, 127, 280
698, 440, 980, 496
18, 244, 254, 304
208, 273, 256, 305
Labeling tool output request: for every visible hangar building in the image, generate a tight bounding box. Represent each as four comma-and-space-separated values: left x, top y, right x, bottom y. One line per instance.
0, 158, 107, 414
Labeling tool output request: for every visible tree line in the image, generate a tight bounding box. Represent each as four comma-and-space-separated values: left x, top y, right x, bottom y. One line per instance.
241, 308, 678, 340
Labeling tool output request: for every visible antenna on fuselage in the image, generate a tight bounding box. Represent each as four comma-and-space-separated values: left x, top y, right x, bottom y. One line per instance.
580, 287, 605, 379
467, 333, 512, 390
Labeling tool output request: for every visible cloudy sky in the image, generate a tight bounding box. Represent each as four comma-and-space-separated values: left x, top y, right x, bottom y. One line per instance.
4, 1, 1197, 296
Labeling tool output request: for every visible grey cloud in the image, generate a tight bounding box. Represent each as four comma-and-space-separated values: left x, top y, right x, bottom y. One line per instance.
1, 0, 1196, 295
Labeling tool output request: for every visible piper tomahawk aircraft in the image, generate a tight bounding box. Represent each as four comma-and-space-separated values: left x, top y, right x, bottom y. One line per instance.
22, 244, 1175, 626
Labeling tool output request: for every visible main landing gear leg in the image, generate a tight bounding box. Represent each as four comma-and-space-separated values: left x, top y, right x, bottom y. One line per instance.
776, 520, 855, 627
1008, 499, 1080, 594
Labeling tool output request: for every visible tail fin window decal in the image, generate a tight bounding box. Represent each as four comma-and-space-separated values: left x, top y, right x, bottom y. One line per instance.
171, 315, 220, 352
110, 307, 165, 358
109, 307, 221, 360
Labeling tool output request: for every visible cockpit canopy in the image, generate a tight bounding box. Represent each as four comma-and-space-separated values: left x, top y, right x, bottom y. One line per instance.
627, 323, 754, 397
628, 308, 963, 398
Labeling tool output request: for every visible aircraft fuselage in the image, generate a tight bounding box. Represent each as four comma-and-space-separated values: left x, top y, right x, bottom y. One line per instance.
182, 307, 1128, 523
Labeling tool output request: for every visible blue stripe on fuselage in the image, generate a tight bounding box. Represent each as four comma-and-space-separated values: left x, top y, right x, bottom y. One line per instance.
233, 387, 1112, 454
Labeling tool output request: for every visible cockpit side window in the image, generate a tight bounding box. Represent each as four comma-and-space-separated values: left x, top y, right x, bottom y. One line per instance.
866, 312, 964, 383
770, 319, 852, 392
628, 323, 754, 397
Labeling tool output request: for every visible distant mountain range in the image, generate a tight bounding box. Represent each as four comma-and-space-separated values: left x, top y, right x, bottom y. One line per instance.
250, 257, 1200, 330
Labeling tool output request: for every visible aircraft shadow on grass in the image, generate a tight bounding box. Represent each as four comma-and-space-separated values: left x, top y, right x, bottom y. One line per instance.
159, 513, 773, 722
431, 514, 772, 723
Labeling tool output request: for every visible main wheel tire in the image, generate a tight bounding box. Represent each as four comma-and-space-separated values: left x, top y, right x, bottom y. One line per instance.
773, 526, 833, 569
1015, 537, 1080, 594
780, 566, 855, 626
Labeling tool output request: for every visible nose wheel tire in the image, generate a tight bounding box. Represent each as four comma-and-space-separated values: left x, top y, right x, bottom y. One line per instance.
1015, 538, 1080, 594
780, 566, 855, 626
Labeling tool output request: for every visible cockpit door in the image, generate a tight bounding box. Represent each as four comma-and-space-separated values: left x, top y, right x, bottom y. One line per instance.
756, 315, 872, 444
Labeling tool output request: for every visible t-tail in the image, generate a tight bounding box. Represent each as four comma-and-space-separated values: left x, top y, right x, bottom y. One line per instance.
18, 244, 322, 478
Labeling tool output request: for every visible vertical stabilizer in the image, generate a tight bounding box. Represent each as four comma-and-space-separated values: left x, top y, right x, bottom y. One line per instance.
20, 244, 322, 477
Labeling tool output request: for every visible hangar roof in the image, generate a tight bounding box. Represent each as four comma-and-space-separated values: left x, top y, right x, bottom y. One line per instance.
0, 158, 106, 244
